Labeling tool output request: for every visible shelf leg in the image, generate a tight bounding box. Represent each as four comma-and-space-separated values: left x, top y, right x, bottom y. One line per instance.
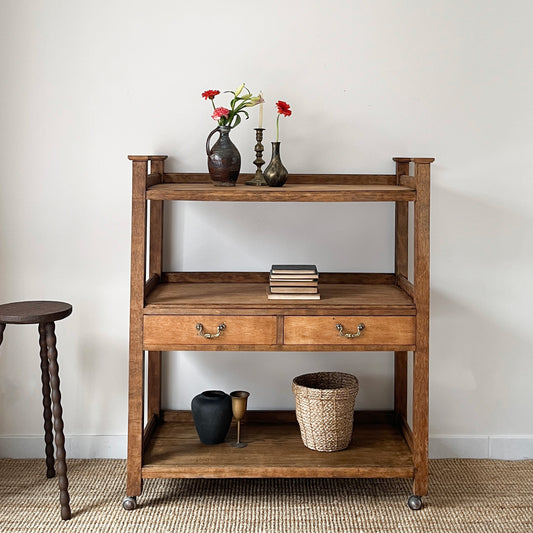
126, 346, 144, 497
412, 348, 429, 497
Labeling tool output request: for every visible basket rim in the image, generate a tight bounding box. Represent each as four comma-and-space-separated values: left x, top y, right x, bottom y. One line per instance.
292, 371, 359, 392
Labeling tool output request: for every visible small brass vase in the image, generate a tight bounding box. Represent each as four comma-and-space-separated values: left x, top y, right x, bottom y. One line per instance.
264, 142, 288, 187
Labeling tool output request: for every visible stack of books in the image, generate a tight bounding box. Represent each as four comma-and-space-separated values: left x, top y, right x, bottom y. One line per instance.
267, 264, 320, 299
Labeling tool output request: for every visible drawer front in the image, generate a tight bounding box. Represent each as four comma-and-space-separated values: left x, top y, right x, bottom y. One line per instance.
144, 315, 277, 347
283, 316, 415, 345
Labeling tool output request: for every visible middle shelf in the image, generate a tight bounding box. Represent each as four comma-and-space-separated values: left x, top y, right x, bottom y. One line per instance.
141, 274, 416, 352
145, 273, 415, 315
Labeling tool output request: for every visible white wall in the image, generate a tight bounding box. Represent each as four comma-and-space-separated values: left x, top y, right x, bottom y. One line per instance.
1, 0, 532, 459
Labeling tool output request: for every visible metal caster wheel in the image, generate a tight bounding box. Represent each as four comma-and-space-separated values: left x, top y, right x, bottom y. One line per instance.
407, 495, 423, 510
122, 496, 137, 511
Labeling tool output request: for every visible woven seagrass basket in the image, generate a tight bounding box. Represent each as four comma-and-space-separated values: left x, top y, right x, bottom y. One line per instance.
292, 372, 359, 452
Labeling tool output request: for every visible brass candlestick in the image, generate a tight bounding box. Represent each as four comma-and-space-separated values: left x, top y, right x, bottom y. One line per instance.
230, 390, 250, 447
246, 129, 267, 186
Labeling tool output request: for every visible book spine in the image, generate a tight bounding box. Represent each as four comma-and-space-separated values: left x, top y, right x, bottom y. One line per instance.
269, 287, 319, 294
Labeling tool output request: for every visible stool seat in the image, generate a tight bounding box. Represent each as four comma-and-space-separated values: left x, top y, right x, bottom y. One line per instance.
0, 301, 72, 324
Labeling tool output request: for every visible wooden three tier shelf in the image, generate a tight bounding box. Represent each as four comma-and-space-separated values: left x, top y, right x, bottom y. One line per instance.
123, 156, 434, 511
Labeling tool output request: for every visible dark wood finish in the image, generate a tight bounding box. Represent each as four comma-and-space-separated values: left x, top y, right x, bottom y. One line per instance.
45, 322, 71, 520
0, 301, 72, 324
0, 301, 72, 520
39, 323, 55, 478
126, 155, 434, 503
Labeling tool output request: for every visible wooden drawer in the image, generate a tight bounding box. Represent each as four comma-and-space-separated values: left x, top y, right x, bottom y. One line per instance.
283, 316, 415, 345
143, 315, 277, 347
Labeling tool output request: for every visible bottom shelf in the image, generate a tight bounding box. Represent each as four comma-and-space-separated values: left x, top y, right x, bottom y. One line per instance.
142, 411, 414, 479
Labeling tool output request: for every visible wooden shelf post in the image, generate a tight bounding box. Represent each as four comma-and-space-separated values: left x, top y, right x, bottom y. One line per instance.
412, 158, 433, 497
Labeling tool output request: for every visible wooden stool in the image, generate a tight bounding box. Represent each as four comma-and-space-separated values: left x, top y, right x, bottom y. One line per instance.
0, 301, 72, 520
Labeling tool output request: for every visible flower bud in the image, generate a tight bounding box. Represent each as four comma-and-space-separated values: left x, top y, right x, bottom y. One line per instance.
234, 83, 245, 96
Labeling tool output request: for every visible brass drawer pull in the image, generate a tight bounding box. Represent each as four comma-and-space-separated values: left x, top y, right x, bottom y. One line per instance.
336, 322, 365, 338
196, 322, 226, 339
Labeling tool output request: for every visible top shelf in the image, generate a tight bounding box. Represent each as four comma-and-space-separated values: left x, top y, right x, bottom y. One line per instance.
146, 182, 416, 202
128, 157, 435, 202
145, 172, 417, 202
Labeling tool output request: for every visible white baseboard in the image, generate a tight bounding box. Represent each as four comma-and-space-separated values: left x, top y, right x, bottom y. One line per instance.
1, 434, 532, 460
488, 436, 533, 460
0, 435, 127, 459
429, 435, 533, 459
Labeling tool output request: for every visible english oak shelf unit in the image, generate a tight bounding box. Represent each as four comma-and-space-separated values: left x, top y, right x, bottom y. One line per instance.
124, 156, 434, 511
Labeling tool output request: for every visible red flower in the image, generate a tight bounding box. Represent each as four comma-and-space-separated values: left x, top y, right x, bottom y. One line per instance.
202, 89, 220, 100
276, 100, 292, 117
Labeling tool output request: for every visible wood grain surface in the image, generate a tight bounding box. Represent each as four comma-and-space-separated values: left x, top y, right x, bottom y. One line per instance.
144, 282, 415, 315
146, 182, 416, 202
283, 316, 415, 345
142, 413, 413, 479
143, 315, 277, 347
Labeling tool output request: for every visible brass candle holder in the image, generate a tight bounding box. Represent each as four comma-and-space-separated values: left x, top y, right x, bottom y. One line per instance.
230, 390, 250, 447
246, 128, 267, 186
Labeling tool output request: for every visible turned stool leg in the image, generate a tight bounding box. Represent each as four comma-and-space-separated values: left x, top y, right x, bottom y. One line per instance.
45, 322, 71, 520
39, 323, 56, 478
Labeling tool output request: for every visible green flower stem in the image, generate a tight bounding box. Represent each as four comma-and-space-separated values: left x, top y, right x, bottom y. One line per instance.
276, 114, 281, 142
210, 85, 258, 129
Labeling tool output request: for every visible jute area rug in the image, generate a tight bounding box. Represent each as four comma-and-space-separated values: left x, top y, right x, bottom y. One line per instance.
0, 459, 531, 532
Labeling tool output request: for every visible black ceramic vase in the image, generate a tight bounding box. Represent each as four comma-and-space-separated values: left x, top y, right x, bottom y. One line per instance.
206, 126, 241, 186
264, 142, 288, 187
191, 390, 233, 444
